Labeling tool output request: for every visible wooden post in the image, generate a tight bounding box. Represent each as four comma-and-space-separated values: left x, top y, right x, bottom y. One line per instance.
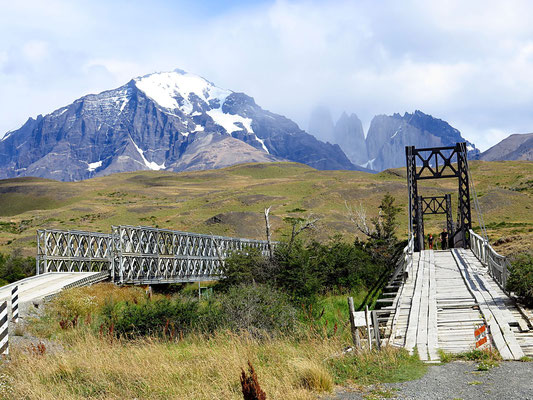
365, 305, 372, 350
372, 310, 381, 350
347, 297, 361, 349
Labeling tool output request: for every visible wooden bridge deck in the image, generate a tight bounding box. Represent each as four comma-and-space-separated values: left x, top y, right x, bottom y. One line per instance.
389, 249, 533, 361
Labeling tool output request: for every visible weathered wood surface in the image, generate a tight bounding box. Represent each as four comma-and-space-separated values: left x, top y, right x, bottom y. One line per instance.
390, 249, 533, 360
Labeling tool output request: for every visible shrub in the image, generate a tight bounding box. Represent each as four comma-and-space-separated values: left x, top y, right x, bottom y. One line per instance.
49, 283, 146, 322
507, 252, 533, 306
0, 250, 35, 284
219, 284, 297, 336
106, 297, 201, 338
220, 236, 393, 306
219, 247, 276, 290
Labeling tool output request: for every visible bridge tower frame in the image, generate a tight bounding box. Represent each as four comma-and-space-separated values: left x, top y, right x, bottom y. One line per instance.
417, 194, 454, 249
406, 142, 471, 252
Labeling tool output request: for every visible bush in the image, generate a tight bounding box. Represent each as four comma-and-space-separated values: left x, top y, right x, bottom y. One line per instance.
507, 252, 533, 306
49, 283, 146, 322
0, 250, 35, 284
220, 236, 393, 306
218, 247, 276, 290
219, 284, 297, 336
104, 297, 201, 337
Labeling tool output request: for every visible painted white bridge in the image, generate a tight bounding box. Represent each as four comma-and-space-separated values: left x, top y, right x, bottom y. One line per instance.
0, 272, 108, 314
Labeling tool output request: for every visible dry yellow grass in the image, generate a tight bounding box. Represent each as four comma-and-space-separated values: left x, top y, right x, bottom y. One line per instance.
1, 332, 341, 400
48, 283, 147, 319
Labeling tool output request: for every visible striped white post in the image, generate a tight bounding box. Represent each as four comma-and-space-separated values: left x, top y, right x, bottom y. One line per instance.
0, 301, 8, 355
11, 286, 19, 323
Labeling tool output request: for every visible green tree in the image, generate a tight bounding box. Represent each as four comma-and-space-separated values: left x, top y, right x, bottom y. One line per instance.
370, 193, 402, 241
0, 249, 35, 284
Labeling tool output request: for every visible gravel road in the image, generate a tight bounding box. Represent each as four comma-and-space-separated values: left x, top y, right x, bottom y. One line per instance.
331, 361, 533, 400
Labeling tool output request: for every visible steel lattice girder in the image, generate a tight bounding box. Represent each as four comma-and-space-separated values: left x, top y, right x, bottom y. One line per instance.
36, 229, 113, 274
420, 195, 448, 215
405, 143, 471, 252
37, 226, 272, 284
113, 225, 271, 284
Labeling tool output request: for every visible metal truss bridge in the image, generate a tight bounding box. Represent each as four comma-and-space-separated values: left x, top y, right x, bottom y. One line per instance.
37, 226, 271, 284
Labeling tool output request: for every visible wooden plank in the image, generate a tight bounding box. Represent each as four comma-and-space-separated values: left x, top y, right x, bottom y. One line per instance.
427, 250, 440, 361
457, 250, 524, 359
404, 251, 424, 354
416, 250, 430, 361
451, 249, 515, 360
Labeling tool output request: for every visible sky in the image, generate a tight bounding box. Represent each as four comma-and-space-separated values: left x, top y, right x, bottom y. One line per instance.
1, 0, 533, 151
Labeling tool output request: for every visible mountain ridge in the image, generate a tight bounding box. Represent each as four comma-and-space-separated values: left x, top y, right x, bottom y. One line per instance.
0, 69, 361, 181
479, 133, 533, 161
309, 108, 480, 171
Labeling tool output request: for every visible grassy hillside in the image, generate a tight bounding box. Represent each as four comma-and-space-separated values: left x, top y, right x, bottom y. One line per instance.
0, 160, 531, 256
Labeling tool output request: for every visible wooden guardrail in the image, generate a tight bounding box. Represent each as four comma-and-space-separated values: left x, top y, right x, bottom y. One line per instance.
469, 229, 511, 291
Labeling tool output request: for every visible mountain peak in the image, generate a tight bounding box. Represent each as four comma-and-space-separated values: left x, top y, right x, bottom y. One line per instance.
133, 69, 231, 113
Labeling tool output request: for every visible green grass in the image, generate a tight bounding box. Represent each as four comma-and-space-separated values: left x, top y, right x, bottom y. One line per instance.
328, 347, 427, 385
438, 348, 501, 370
311, 289, 369, 338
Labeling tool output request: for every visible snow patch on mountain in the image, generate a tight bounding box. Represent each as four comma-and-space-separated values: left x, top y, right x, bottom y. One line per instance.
87, 161, 102, 172
362, 158, 376, 169
130, 138, 165, 170
206, 108, 253, 134
255, 136, 269, 153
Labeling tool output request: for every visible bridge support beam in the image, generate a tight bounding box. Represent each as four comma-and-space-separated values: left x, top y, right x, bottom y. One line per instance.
406, 143, 472, 252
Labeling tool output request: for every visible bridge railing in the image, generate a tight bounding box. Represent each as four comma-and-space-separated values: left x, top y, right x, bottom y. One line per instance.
37, 226, 272, 284
111, 225, 271, 284
382, 235, 414, 343
36, 229, 113, 274
398, 234, 414, 280
469, 229, 510, 291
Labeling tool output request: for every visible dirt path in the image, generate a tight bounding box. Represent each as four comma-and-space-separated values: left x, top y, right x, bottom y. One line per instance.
331, 361, 533, 400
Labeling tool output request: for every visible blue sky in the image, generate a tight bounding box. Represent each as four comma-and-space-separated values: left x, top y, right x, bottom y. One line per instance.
1, 0, 533, 150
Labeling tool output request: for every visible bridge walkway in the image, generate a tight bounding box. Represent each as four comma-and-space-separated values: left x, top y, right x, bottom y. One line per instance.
389, 249, 533, 361
0, 272, 109, 317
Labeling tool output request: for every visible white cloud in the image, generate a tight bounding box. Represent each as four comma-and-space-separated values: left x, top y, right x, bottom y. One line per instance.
1, 0, 533, 150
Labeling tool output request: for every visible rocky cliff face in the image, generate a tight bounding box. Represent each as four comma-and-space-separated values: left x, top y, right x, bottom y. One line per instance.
0, 69, 358, 181
365, 111, 479, 171
479, 133, 533, 161
308, 108, 477, 171
333, 112, 367, 166
309, 109, 368, 166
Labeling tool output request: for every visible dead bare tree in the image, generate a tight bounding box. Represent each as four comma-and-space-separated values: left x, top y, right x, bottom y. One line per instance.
286, 214, 320, 250
345, 200, 378, 239
264, 206, 274, 260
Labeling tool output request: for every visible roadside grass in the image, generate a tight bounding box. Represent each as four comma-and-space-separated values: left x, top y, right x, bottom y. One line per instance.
310, 289, 369, 338
328, 346, 427, 385
2, 283, 430, 400
1, 329, 429, 400
438, 348, 502, 370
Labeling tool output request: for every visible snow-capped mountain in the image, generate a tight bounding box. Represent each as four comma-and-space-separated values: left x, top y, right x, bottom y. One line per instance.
0, 69, 358, 181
